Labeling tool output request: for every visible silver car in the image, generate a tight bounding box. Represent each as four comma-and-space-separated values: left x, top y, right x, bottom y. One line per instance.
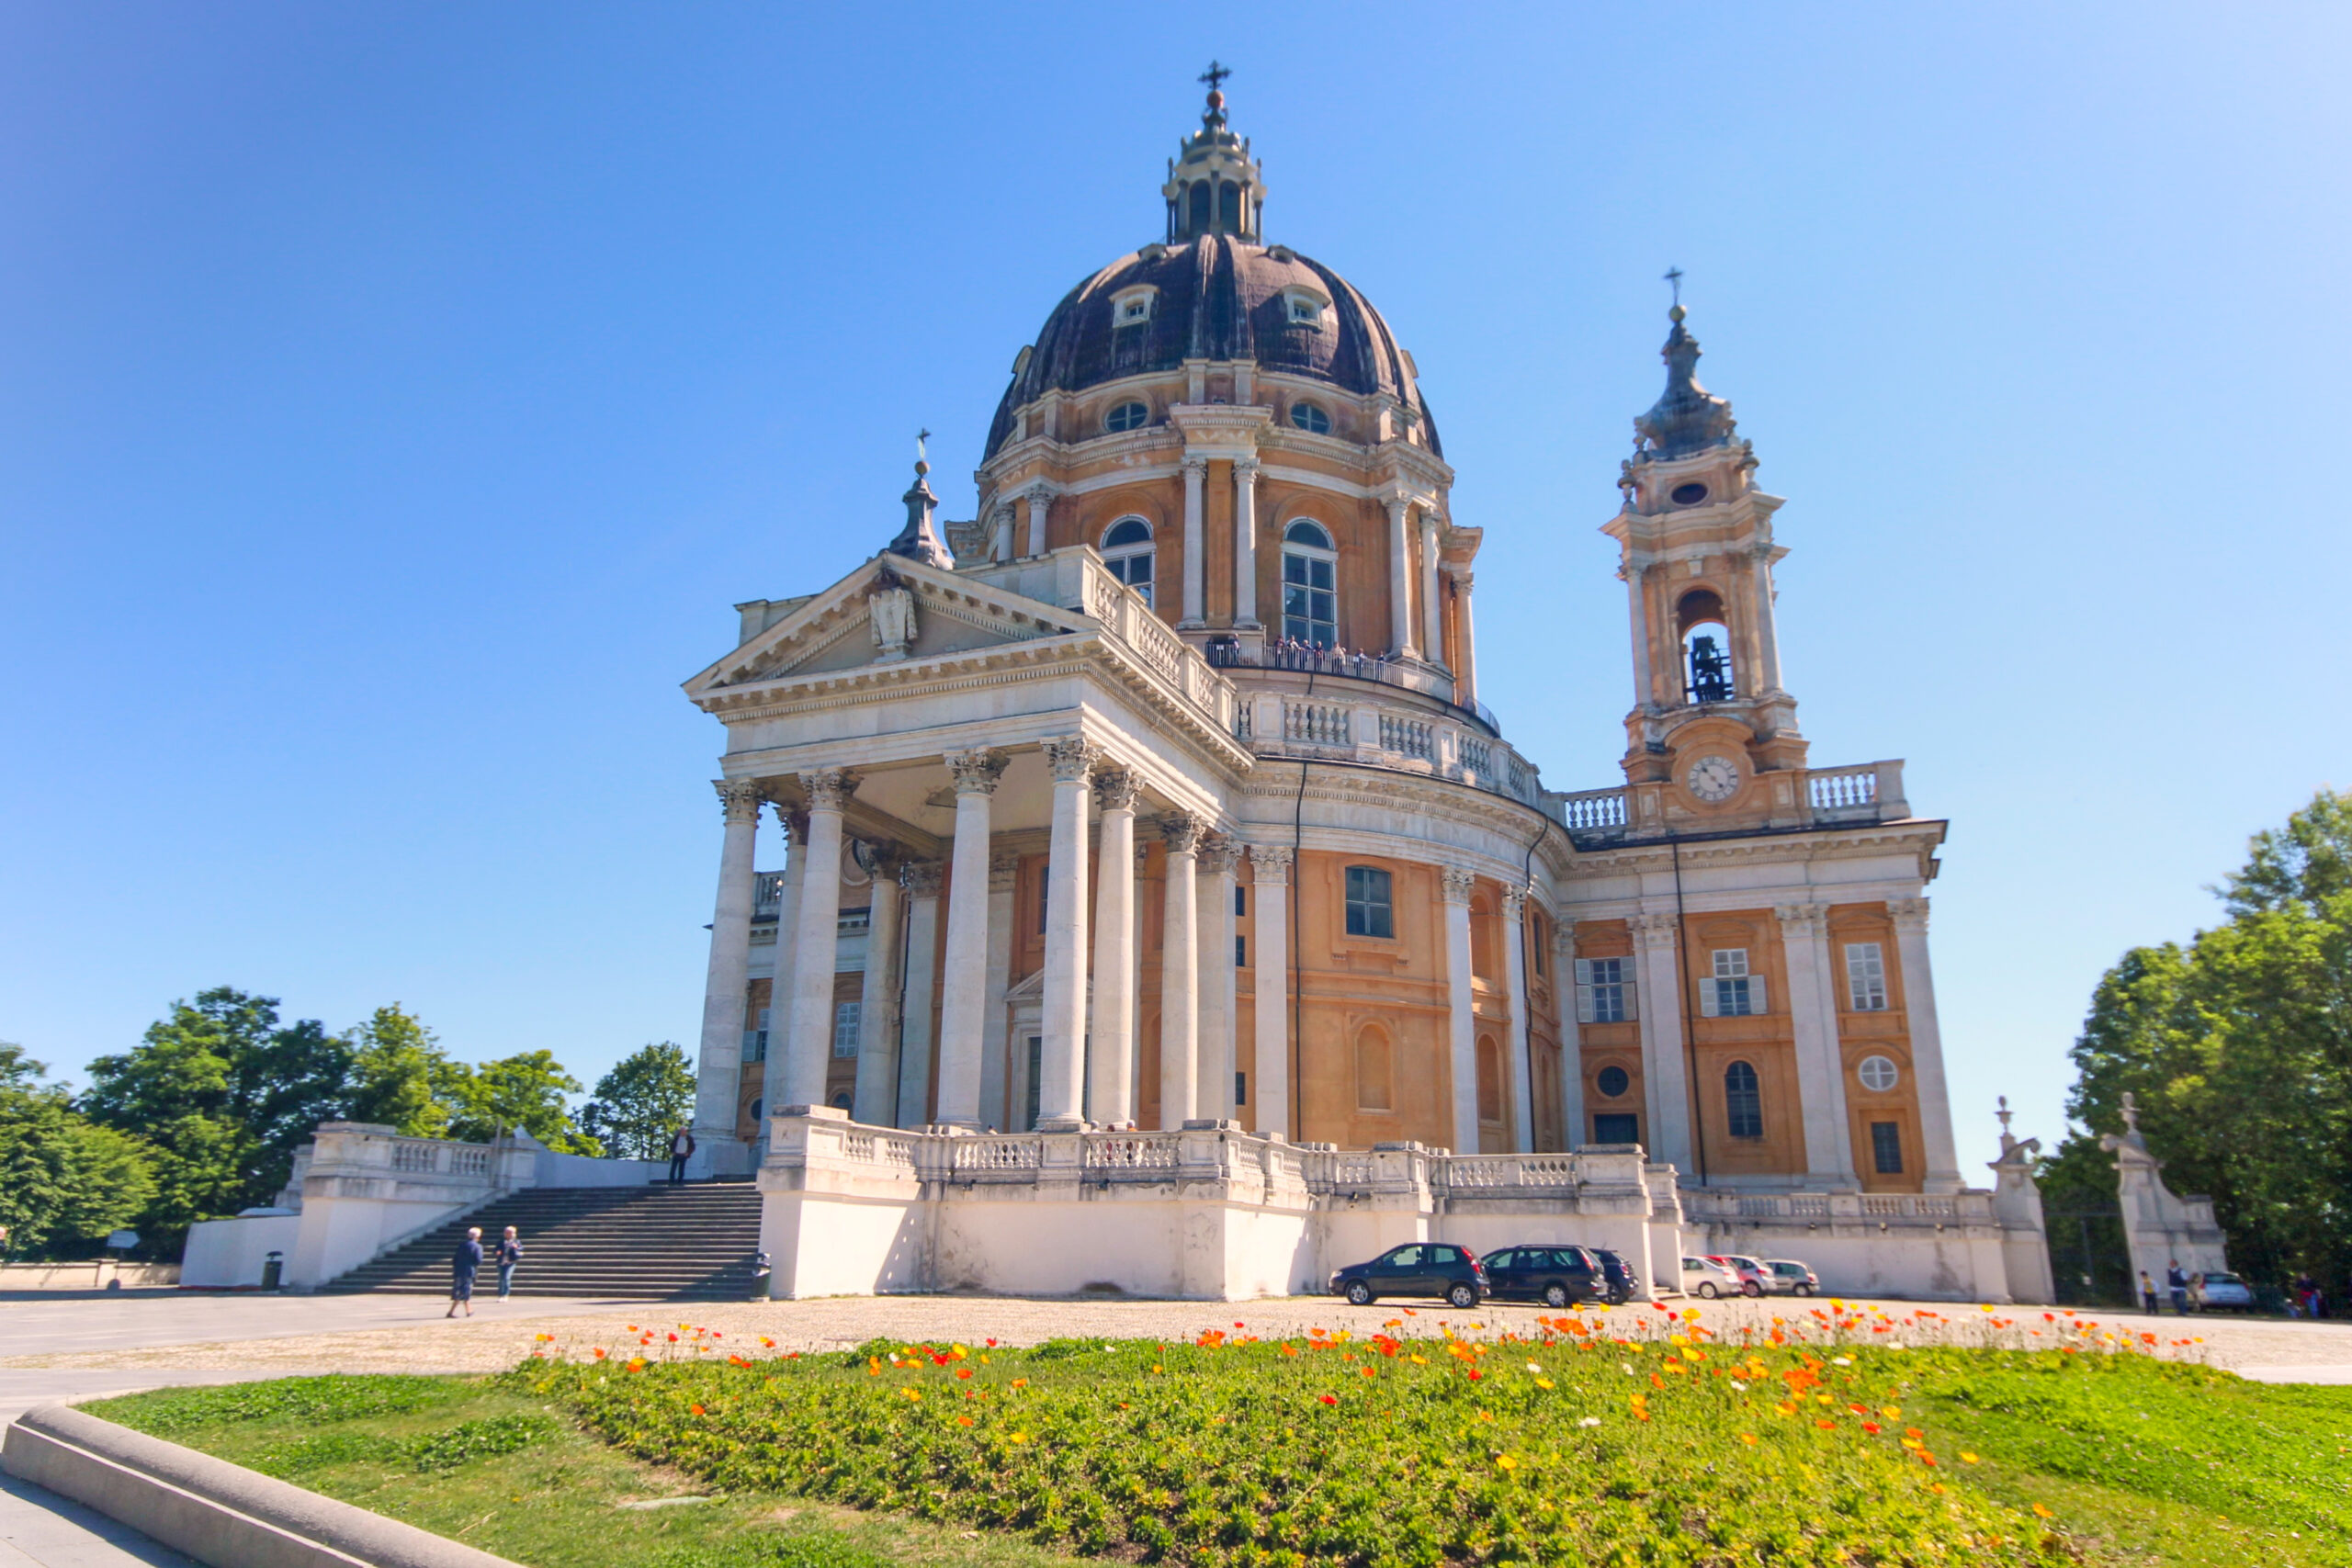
2191, 1270, 2253, 1311
1761, 1258, 1820, 1296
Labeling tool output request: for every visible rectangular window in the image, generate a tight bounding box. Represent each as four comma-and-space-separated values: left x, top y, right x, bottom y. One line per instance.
1575, 957, 1634, 1024
1235, 1071, 1248, 1106
741, 1006, 772, 1063
1871, 1121, 1905, 1175
1592, 1111, 1640, 1145
1700, 949, 1765, 1017
1532, 918, 1547, 976
1235, 935, 1247, 967
1036, 864, 1049, 932
1343, 864, 1395, 939
1023, 1036, 1042, 1132
1282, 551, 1337, 646
831, 1000, 862, 1058
1235, 885, 1248, 918
1845, 942, 1889, 1011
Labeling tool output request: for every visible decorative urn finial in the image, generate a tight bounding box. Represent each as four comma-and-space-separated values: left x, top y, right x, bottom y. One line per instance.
885, 427, 952, 570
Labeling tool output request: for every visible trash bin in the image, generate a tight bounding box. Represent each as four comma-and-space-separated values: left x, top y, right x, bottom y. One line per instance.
261, 1250, 283, 1291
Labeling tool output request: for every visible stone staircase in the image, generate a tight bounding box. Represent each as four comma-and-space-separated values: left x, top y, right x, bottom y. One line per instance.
321, 1183, 766, 1301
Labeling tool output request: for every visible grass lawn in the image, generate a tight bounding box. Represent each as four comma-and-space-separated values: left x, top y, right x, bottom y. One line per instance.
87, 1312, 2352, 1568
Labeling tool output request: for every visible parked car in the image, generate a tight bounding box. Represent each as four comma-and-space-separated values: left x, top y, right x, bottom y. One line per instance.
1331, 1243, 1488, 1308
1588, 1247, 1640, 1305
2191, 1271, 2254, 1312
1706, 1254, 1772, 1297
1681, 1256, 1744, 1299
1760, 1258, 1820, 1296
1482, 1245, 1606, 1307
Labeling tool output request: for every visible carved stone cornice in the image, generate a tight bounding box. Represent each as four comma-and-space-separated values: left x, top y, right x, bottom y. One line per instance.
1091, 767, 1139, 813
1044, 736, 1101, 784
1440, 866, 1478, 906
900, 861, 944, 898
1248, 844, 1295, 882
715, 778, 763, 824
1159, 813, 1208, 856
946, 748, 1009, 796
797, 767, 861, 813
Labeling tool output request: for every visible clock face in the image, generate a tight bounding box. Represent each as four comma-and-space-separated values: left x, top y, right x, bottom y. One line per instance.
1686, 753, 1741, 803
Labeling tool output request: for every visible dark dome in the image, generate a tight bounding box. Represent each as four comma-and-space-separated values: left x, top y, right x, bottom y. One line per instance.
984, 234, 1439, 460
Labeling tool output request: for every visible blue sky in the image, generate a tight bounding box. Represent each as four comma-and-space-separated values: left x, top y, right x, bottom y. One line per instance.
4, 3, 2345, 1172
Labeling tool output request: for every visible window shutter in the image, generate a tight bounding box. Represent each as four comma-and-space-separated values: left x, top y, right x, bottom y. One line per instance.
1697, 980, 1719, 1019
1623, 971, 1638, 1022
1574, 959, 1594, 1024
1750, 977, 1767, 1014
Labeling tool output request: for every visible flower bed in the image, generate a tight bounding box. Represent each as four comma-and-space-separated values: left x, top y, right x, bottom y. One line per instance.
508, 1308, 2283, 1567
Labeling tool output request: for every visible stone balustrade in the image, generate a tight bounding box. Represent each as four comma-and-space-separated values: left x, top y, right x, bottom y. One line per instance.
1238, 685, 1547, 807
1548, 759, 1913, 844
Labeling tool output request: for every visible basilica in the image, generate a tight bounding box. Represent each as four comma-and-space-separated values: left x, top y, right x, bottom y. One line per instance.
681, 79, 1971, 1229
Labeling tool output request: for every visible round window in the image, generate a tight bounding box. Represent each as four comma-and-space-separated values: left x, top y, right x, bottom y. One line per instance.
1596, 1065, 1631, 1099
1670, 481, 1709, 505
1105, 401, 1148, 433
1290, 402, 1332, 435
1856, 1055, 1900, 1093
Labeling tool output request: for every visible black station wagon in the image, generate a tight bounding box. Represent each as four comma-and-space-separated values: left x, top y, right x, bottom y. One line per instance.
1329, 1243, 1488, 1308
1480, 1244, 1607, 1307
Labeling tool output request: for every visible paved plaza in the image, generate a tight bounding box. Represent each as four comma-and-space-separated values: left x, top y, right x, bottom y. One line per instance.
6, 1289, 2351, 1565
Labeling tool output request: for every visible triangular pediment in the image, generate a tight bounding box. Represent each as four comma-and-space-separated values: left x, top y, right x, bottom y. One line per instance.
684, 555, 1091, 700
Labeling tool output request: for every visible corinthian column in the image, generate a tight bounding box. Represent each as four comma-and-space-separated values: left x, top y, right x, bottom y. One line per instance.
851, 844, 904, 1126
1450, 569, 1479, 708
1180, 456, 1207, 628
1088, 769, 1139, 1126
1036, 737, 1098, 1130
1023, 481, 1055, 558
1441, 866, 1479, 1154
894, 862, 942, 1128
1196, 836, 1242, 1119
692, 779, 763, 1166
1554, 925, 1584, 1149
1776, 901, 1858, 1186
1501, 886, 1533, 1153
1631, 912, 1694, 1173
758, 805, 807, 1139
1419, 512, 1444, 669
1891, 898, 1964, 1192
1248, 846, 1294, 1138
1385, 495, 1416, 657
1232, 457, 1261, 628
1158, 813, 1204, 1125
934, 749, 1005, 1126
784, 768, 857, 1109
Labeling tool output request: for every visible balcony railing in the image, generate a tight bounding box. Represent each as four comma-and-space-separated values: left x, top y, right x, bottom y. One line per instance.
1204, 640, 1501, 734
1549, 760, 1911, 844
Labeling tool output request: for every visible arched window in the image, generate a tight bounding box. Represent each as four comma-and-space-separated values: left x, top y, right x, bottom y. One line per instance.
1100, 517, 1154, 607
1724, 1060, 1764, 1139
1676, 589, 1734, 704
1290, 401, 1332, 435
1355, 1026, 1394, 1111
1476, 1035, 1505, 1124
1282, 520, 1337, 646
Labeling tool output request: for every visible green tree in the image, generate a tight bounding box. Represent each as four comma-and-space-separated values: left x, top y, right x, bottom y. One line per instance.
80, 987, 354, 1242
344, 1004, 450, 1136
0, 1043, 158, 1258
433, 1050, 602, 1156
578, 1043, 697, 1160
2064, 789, 2352, 1293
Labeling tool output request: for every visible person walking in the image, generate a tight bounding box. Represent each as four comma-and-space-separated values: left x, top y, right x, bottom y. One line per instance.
2166, 1259, 2189, 1315
667, 1125, 695, 1185
2139, 1270, 2159, 1315
494, 1225, 524, 1302
447, 1226, 483, 1318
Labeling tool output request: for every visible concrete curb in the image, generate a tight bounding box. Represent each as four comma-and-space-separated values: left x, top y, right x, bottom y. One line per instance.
1, 1403, 522, 1568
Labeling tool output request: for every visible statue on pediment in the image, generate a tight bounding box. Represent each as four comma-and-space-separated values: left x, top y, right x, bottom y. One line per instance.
868, 566, 916, 661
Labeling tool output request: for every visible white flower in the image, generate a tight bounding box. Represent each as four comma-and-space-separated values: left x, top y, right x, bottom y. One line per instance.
1621, 1363, 1635, 1376
1830, 1357, 1852, 1367
1525, 1362, 1544, 1374
1728, 1381, 1747, 1393
1577, 1416, 1602, 1428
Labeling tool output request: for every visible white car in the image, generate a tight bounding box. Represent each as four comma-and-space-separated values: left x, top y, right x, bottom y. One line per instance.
2191, 1271, 2253, 1311
1680, 1256, 1743, 1299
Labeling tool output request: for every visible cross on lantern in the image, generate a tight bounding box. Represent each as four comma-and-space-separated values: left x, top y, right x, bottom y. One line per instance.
1199, 60, 1231, 94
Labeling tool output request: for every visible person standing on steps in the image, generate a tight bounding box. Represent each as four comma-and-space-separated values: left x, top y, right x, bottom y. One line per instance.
494, 1225, 524, 1302
447, 1226, 483, 1318
667, 1125, 695, 1185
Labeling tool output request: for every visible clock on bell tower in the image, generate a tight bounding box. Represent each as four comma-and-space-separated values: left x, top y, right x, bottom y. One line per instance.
1601, 284, 1812, 834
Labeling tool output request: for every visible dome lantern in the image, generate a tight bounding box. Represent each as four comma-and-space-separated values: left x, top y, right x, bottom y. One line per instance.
1162, 62, 1264, 244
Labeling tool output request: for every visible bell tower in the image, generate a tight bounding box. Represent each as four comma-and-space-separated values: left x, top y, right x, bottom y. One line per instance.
1602, 284, 1809, 833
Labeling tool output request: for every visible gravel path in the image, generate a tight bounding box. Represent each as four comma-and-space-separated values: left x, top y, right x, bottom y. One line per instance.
9, 1293, 2351, 1380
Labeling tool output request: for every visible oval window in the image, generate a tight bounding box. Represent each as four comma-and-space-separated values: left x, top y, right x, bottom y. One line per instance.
1290, 402, 1332, 435
1670, 481, 1709, 505
1105, 401, 1148, 434
1856, 1055, 1900, 1093
1596, 1065, 1631, 1099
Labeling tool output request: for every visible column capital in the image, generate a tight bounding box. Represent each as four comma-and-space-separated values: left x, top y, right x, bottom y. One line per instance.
945, 748, 1009, 795
1248, 843, 1295, 881
1043, 736, 1101, 783
1499, 885, 1527, 921
1159, 812, 1209, 855
1888, 897, 1931, 934
797, 767, 861, 812
714, 778, 763, 824
900, 861, 944, 898
988, 852, 1021, 894
1091, 766, 1139, 813
1019, 478, 1059, 502
768, 801, 808, 843
1439, 865, 1478, 906
1197, 836, 1244, 877
1551, 922, 1577, 959
1232, 455, 1261, 479
1182, 453, 1211, 475
1773, 901, 1830, 937
1446, 566, 1475, 591
1629, 911, 1681, 948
